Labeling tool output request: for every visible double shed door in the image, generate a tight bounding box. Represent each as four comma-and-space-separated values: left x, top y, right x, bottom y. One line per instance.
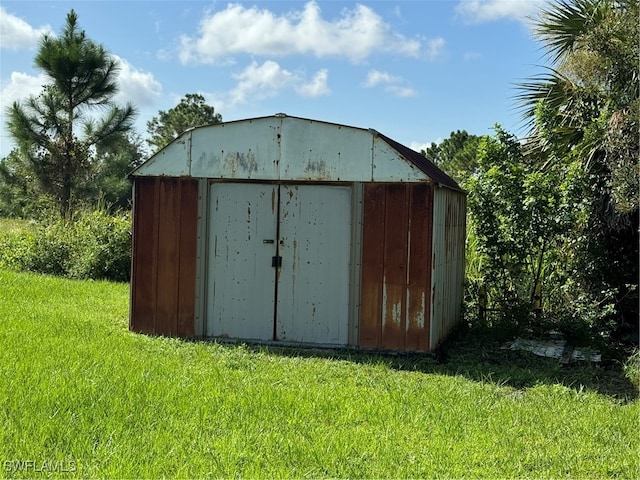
206, 183, 351, 345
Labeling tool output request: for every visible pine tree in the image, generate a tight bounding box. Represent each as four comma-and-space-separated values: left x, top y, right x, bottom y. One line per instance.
7, 10, 136, 217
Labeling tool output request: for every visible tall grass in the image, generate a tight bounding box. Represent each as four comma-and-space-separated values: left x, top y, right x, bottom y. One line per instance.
0, 269, 637, 478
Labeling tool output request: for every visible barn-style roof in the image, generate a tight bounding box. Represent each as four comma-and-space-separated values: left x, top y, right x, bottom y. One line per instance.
132, 114, 461, 190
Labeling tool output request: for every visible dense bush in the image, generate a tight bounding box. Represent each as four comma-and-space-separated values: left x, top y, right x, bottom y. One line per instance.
624, 348, 640, 392
463, 126, 637, 347
0, 209, 131, 282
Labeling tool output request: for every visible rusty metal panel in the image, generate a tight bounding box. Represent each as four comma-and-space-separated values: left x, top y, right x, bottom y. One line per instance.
190, 118, 280, 180
280, 118, 373, 181
276, 185, 351, 345
130, 177, 159, 334
372, 135, 431, 183
405, 184, 433, 351
134, 132, 192, 177
156, 178, 181, 335
430, 187, 466, 349
359, 184, 386, 348
206, 183, 278, 340
177, 179, 199, 337
381, 184, 409, 350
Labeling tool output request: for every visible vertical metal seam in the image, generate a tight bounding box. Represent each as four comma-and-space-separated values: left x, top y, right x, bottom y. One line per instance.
429, 185, 439, 349
370, 132, 375, 182
348, 182, 363, 346
405, 185, 412, 338
187, 131, 193, 176
194, 179, 208, 337
272, 185, 282, 341
151, 178, 161, 334
378, 184, 387, 347
174, 179, 183, 336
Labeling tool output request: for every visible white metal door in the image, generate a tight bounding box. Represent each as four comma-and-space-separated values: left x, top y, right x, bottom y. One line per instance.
206, 183, 351, 345
276, 185, 351, 344
206, 183, 277, 340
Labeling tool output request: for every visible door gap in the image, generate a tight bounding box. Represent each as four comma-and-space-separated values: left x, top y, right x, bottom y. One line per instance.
272, 185, 281, 341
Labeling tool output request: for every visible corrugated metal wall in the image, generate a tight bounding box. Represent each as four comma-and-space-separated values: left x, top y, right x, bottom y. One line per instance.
129, 177, 466, 351
430, 187, 466, 348
130, 177, 199, 336
359, 183, 434, 351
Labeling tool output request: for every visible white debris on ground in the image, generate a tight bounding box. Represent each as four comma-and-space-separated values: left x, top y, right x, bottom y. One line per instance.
504, 337, 601, 364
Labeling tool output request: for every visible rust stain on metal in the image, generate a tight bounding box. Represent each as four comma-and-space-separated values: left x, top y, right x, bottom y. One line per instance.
224, 151, 258, 174
359, 183, 436, 352
381, 184, 409, 350
305, 159, 328, 177
359, 184, 386, 348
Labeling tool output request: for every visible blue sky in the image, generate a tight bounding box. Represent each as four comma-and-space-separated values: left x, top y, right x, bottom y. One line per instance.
0, 1, 549, 158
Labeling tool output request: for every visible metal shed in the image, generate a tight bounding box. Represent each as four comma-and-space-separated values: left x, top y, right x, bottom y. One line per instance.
129, 114, 466, 352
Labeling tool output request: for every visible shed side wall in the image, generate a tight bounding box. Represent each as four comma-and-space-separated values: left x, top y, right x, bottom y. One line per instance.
406, 184, 433, 351
430, 187, 466, 349
130, 177, 198, 336
359, 183, 434, 351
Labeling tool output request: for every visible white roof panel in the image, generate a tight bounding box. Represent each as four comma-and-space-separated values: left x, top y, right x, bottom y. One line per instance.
132, 115, 460, 189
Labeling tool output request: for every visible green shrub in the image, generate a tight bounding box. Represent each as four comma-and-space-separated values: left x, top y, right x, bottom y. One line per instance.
68, 210, 132, 282
624, 349, 640, 392
0, 209, 131, 282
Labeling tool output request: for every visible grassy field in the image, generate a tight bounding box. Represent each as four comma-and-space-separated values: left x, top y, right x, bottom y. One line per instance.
0, 268, 638, 478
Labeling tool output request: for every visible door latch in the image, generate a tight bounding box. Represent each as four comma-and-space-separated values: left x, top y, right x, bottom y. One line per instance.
272, 256, 282, 267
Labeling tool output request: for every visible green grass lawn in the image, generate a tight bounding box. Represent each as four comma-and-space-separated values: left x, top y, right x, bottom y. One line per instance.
0, 268, 637, 478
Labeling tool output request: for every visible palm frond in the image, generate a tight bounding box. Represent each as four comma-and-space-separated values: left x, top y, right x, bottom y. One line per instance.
536, 0, 606, 64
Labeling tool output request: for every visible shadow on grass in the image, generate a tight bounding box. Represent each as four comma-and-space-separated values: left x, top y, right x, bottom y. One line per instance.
240, 327, 638, 403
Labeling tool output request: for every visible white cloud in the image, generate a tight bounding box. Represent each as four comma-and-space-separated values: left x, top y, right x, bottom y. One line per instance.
0, 60, 160, 156
426, 37, 446, 60
386, 85, 417, 98
0, 7, 53, 50
179, 1, 425, 64
217, 60, 329, 109
0, 59, 161, 111
410, 141, 430, 153
113, 55, 162, 107
364, 70, 402, 88
229, 61, 296, 105
0, 71, 47, 112
0, 72, 47, 156
411, 138, 443, 153
455, 0, 544, 25
296, 69, 330, 97
363, 69, 417, 98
